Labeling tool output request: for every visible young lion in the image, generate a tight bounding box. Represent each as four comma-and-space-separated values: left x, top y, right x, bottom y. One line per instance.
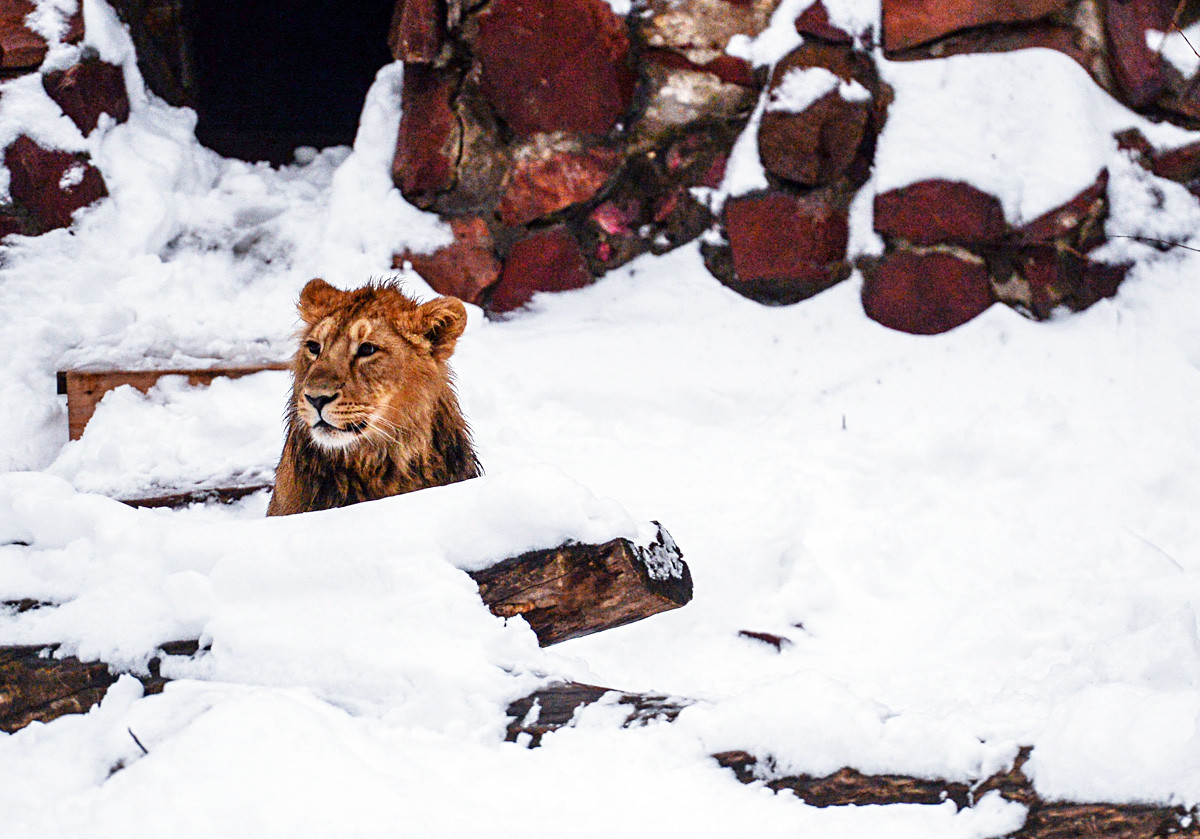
266, 278, 482, 516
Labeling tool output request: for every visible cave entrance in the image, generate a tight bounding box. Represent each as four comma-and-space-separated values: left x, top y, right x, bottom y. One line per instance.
188, 0, 396, 165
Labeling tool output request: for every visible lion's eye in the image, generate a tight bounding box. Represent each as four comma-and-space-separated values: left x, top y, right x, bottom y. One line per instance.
305, 340, 320, 356
356, 342, 379, 358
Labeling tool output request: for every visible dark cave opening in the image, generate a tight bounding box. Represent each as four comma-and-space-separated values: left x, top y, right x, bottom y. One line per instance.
189, 0, 396, 165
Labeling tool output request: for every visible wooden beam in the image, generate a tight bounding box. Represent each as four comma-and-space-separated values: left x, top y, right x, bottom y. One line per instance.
468, 522, 692, 646
57, 365, 289, 440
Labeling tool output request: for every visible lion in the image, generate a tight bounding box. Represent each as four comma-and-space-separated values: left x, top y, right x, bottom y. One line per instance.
266, 278, 482, 516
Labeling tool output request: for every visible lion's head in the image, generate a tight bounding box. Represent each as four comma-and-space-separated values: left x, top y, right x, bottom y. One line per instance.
290, 277, 468, 453
268, 278, 480, 516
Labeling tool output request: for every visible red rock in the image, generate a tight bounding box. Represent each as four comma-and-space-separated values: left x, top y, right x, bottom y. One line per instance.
475, 0, 635, 139
887, 20, 1095, 76
881, 0, 1070, 53
861, 251, 994, 334
643, 48, 758, 88
0, 18, 45, 68
388, 0, 441, 63
874, 180, 1007, 246
721, 189, 850, 304
1000, 247, 1129, 318
497, 145, 620, 227
590, 198, 641, 236
393, 216, 501, 305
795, 1, 854, 43
5, 135, 107, 231
1102, 0, 1171, 108
486, 225, 594, 314
1013, 169, 1107, 250
0, 210, 25, 238
42, 58, 130, 136
757, 44, 876, 187
1114, 127, 1155, 160
63, 7, 82, 43
1150, 140, 1200, 183
393, 64, 459, 208
577, 125, 732, 271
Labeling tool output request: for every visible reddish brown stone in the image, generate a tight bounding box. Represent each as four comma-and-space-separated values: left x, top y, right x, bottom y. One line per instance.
1150, 140, 1200, 183
42, 58, 130, 136
887, 20, 1096, 77
63, 7, 82, 43
996, 247, 1129, 318
758, 44, 876, 187
721, 189, 851, 304
643, 48, 758, 88
5, 135, 107, 231
881, 0, 1070, 53
577, 126, 732, 272
388, 0, 442, 63
1102, 0, 1171, 108
0, 9, 45, 69
474, 0, 635, 138
0, 210, 25, 238
393, 64, 459, 208
487, 225, 594, 314
760, 91, 870, 187
1013, 169, 1107, 250
1114, 127, 1155, 160
393, 216, 501, 305
861, 251, 994, 334
498, 145, 621, 227
795, 1, 854, 43
874, 180, 1007, 246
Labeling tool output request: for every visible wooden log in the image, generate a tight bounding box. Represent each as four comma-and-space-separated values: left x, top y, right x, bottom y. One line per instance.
505, 681, 690, 746
0, 636, 197, 733
57, 365, 289, 441
119, 483, 273, 509
713, 748, 1199, 838
0, 524, 691, 729
468, 522, 692, 646
0, 644, 119, 733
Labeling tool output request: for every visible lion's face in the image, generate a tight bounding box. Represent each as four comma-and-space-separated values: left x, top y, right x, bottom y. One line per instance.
291, 279, 468, 452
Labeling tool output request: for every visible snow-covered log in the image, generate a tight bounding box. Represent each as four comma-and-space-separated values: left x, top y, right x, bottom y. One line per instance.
505, 681, 690, 746
469, 523, 692, 646
0, 638, 189, 734
0, 643, 120, 734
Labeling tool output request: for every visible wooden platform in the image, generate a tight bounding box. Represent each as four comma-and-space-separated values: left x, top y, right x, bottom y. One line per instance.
57, 365, 289, 440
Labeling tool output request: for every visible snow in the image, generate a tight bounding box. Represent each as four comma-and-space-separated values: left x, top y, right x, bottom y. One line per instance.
766, 66, 871, 113
3, 0, 1200, 834
1148, 23, 1200, 79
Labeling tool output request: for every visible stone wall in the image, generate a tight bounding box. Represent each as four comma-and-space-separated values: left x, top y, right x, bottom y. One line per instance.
388, 0, 1200, 333
2, 0, 1198, 334
0, 1, 122, 236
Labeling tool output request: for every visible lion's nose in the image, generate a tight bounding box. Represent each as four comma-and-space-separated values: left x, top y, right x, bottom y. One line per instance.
305, 393, 337, 414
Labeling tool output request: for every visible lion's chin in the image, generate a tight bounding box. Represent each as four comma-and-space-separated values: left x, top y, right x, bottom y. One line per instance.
308, 422, 365, 451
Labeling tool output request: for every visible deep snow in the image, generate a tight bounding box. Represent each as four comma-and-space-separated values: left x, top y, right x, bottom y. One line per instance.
3, 0, 1200, 835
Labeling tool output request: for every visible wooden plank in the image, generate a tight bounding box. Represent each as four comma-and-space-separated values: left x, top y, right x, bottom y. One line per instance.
58, 364, 289, 440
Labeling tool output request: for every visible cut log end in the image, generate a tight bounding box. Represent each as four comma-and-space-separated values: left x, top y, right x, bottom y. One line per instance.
469, 523, 692, 646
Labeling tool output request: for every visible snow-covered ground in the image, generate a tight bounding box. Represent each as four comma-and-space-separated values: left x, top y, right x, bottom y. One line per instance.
3, 1, 1200, 835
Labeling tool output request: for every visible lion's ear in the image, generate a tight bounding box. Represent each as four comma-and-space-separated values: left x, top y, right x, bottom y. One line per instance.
416, 296, 467, 361
298, 278, 348, 324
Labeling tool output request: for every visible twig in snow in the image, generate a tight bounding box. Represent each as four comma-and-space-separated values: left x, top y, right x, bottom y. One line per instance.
1109, 234, 1200, 254
128, 728, 149, 755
